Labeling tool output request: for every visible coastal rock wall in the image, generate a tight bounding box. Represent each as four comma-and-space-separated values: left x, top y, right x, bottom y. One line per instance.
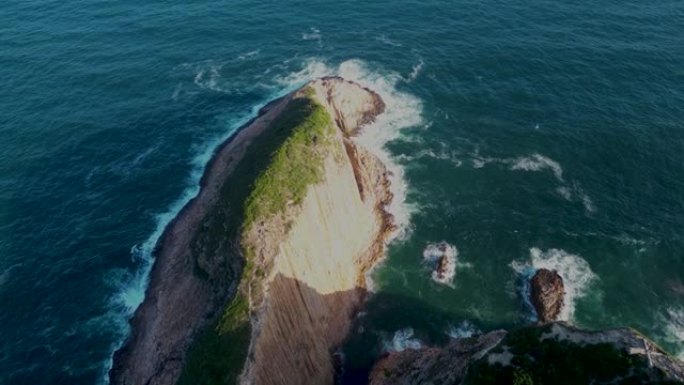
110, 95, 294, 385
241, 78, 391, 385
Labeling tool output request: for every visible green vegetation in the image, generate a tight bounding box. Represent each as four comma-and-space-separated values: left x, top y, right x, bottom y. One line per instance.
464, 326, 680, 385
178, 90, 335, 385
242, 92, 333, 239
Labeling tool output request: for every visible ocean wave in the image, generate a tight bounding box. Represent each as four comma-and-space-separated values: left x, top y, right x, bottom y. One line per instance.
510, 154, 564, 182
510, 247, 598, 322
663, 307, 684, 359
422, 242, 458, 286
446, 320, 480, 339
557, 183, 596, 213
403, 58, 424, 83
193, 63, 223, 92
375, 34, 402, 47
238, 49, 260, 60
383, 328, 423, 352
472, 152, 596, 213
302, 27, 322, 46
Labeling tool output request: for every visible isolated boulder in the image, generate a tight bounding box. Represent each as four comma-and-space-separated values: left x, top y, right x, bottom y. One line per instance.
530, 269, 564, 323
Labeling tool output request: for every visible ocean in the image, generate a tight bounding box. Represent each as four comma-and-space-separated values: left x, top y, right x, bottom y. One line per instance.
1, 1, 683, 383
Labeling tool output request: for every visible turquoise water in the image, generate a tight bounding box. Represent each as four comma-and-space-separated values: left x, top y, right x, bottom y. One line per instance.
1, 1, 683, 384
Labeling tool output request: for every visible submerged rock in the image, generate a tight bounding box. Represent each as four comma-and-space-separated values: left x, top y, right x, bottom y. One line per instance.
530, 268, 564, 323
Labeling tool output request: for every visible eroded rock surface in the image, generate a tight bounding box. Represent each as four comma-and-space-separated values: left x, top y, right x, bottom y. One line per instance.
530, 268, 564, 323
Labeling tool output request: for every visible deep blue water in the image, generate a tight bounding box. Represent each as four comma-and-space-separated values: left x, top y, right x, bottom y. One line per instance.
1, 1, 683, 384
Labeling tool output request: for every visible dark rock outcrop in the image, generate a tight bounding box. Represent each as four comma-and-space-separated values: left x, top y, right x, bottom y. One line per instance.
369, 330, 507, 385
367, 323, 684, 385
530, 268, 564, 323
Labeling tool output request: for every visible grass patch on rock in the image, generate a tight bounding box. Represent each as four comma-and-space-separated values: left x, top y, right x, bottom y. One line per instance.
178, 90, 334, 385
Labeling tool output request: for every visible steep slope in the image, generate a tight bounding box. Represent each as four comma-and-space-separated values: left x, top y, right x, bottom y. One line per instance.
111, 77, 391, 385
238, 78, 391, 385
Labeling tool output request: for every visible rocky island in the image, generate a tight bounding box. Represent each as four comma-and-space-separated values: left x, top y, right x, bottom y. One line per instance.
111, 77, 392, 385
110, 78, 684, 385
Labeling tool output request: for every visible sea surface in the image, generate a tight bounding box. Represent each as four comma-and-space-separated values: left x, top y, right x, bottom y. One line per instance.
1, 1, 683, 384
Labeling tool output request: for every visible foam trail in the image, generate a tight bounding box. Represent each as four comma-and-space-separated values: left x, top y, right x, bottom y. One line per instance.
422, 242, 458, 286
383, 328, 423, 352
510, 154, 564, 182
404, 58, 424, 82
375, 34, 402, 47
510, 248, 597, 322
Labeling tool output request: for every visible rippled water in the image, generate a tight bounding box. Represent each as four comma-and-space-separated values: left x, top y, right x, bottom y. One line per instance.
1, 1, 683, 383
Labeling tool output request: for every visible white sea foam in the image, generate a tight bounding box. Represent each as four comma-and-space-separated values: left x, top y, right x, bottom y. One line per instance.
106, 59, 422, 376
447, 320, 480, 339
302, 27, 322, 46
510, 248, 597, 322
383, 328, 423, 352
663, 307, 684, 359
404, 59, 424, 82
579, 190, 596, 213
422, 242, 458, 286
556, 186, 572, 200
277, 58, 423, 241
556, 184, 596, 213
238, 49, 260, 60
193, 63, 224, 92
510, 154, 564, 182
375, 34, 402, 47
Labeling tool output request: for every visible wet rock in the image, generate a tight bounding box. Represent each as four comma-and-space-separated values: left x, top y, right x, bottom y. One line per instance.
530, 269, 564, 323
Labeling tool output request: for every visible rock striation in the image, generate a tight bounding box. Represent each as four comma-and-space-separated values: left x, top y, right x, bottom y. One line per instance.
530, 268, 564, 323
240, 77, 391, 385
110, 77, 392, 385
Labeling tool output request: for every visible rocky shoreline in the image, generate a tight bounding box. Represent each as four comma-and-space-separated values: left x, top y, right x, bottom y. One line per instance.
110, 77, 394, 385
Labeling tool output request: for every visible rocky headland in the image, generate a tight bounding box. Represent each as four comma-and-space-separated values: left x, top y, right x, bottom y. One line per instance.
110, 77, 392, 385
109, 76, 684, 385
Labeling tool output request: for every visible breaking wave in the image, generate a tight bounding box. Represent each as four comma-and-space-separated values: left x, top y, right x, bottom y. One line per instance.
422, 242, 458, 286
511, 153, 564, 182
510, 247, 598, 322
383, 328, 423, 352
446, 320, 480, 339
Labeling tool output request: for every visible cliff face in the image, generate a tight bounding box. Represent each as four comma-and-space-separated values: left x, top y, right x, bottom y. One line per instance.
241, 78, 391, 385
110, 94, 296, 385
111, 77, 390, 385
